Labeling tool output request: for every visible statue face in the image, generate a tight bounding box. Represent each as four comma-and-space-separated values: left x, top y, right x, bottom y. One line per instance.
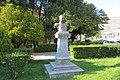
59, 15, 64, 22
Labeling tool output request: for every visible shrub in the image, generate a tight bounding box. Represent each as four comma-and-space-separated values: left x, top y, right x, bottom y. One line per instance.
70, 40, 103, 45
70, 44, 120, 59
13, 48, 33, 53
4, 52, 30, 79
90, 40, 103, 44
33, 44, 57, 53
0, 28, 13, 63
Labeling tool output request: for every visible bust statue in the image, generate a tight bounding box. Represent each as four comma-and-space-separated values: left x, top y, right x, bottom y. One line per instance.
54, 15, 68, 32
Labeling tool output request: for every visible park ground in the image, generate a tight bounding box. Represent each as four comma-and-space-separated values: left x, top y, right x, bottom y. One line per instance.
1, 52, 120, 80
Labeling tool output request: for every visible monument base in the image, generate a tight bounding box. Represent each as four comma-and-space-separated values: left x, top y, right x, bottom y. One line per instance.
44, 62, 84, 78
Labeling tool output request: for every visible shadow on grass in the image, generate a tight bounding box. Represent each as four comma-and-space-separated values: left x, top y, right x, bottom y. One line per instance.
109, 63, 120, 68
72, 60, 105, 74
115, 63, 120, 67
72, 59, 120, 74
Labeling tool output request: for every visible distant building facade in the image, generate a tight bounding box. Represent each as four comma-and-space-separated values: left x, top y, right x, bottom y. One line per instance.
100, 17, 120, 41
101, 27, 120, 40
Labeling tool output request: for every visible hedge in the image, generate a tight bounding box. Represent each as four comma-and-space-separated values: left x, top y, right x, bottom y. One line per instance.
0, 47, 32, 64
4, 52, 30, 79
13, 48, 33, 53
70, 40, 103, 45
70, 44, 120, 59
33, 44, 57, 53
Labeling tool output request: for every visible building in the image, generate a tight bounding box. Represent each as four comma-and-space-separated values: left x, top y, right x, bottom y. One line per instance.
101, 17, 120, 41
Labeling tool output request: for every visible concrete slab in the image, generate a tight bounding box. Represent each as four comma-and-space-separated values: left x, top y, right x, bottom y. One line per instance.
44, 62, 84, 78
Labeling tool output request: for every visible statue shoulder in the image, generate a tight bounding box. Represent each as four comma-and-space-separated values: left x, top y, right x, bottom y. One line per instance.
65, 23, 69, 27
54, 23, 59, 27
63, 23, 68, 27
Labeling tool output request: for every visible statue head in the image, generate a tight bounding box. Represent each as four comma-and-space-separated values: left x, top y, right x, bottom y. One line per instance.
59, 15, 64, 23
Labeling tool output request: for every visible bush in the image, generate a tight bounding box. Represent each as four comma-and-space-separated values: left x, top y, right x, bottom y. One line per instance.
70, 44, 120, 59
0, 28, 13, 63
13, 48, 33, 53
4, 52, 30, 79
90, 40, 103, 44
70, 40, 103, 45
33, 44, 57, 53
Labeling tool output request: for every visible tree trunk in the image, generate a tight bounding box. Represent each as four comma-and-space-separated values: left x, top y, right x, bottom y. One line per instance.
32, 41, 38, 48
80, 34, 81, 42
35, 41, 38, 48
33, 41, 36, 48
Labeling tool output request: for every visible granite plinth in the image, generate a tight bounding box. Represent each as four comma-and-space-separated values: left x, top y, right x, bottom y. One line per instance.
44, 62, 84, 78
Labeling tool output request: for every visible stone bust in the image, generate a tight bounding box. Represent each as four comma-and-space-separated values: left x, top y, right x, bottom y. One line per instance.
54, 15, 68, 32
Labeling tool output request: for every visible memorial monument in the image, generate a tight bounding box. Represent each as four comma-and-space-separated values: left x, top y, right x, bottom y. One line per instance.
44, 15, 84, 78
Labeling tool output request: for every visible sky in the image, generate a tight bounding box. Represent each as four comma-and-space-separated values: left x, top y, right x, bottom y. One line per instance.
84, 0, 120, 17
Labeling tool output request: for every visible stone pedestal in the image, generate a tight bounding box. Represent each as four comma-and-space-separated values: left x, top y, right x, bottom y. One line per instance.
44, 15, 84, 78
45, 62, 84, 78
44, 31, 84, 78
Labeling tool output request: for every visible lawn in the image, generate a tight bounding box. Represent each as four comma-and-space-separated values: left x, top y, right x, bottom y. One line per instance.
0, 57, 120, 80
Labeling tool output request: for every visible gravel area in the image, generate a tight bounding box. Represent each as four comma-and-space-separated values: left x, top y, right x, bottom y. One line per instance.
31, 52, 56, 60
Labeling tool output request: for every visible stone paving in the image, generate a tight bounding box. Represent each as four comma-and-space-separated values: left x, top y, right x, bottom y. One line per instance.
31, 52, 56, 60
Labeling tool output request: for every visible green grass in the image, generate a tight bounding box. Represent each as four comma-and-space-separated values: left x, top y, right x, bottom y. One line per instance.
0, 57, 120, 80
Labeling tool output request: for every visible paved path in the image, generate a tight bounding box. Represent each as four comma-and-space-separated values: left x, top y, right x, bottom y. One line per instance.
31, 52, 56, 60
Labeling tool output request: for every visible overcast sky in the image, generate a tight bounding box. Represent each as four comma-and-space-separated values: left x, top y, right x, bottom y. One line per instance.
84, 0, 120, 17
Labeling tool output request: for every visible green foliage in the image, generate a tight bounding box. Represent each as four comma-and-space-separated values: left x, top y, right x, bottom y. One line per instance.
90, 40, 103, 44
13, 48, 33, 53
4, 52, 30, 79
71, 40, 103, 45
0, 28, 13, 63
0, 0, 5, 6
45, 0, 109, 42
68, 4, 109, 41
0, 0, 29, 9
0, 28, 13, 52
70, 44, 120, 59
0, 4, 44, 47
33, 44, 57, 53
1, 1, 109, 43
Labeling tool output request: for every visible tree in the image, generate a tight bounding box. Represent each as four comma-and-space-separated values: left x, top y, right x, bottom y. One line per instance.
0, 28, 13, 63
0, 4, 44, 48
0, 0, 5, 5
65, 2, 109, 41
44, 0, 109, 42
1, 0, 109, 43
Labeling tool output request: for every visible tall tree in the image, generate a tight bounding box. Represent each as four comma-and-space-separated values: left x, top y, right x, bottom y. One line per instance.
0, 4, 44, 47
44, 0, 109, 42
